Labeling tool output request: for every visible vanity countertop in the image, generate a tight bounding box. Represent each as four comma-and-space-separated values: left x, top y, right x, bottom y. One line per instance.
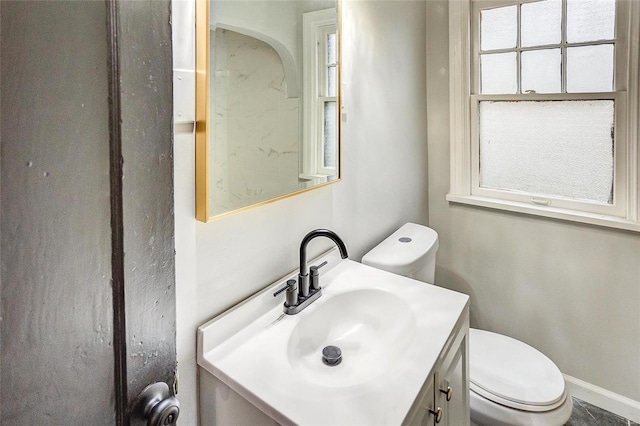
197, 250, 469, 425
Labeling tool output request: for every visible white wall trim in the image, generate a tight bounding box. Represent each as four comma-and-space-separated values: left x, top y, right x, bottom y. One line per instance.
446, 193, 640, 233
564, 374, 640, 423
448, 0, 640, 230
448, 0, 471, 196
173, 69, 195, 123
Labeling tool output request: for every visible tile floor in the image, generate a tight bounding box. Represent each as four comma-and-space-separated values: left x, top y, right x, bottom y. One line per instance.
565, 398, 639, 426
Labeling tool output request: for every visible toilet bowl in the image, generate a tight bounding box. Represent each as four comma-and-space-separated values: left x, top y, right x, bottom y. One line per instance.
362, 223, 573, 426
469, 328, 573, 425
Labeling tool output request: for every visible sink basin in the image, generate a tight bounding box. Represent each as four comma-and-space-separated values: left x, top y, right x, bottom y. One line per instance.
287, 289, 416, 387
198, 250, 469, 426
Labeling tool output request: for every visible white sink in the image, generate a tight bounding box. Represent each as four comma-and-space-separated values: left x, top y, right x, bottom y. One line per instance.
198, 249, 469, 425
287, 288, 416, 388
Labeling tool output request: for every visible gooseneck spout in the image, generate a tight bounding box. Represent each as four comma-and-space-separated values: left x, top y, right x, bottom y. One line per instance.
274, 229, 349, 315
298, 229, 348, 297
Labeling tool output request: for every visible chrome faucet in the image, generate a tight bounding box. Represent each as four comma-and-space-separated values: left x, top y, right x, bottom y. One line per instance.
274, 229, 348, 315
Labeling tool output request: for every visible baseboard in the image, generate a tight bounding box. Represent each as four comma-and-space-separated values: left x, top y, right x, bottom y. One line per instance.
563, 374, 640, 423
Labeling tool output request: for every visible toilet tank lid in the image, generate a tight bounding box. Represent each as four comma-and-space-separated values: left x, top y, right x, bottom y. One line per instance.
361, 223, 438, 276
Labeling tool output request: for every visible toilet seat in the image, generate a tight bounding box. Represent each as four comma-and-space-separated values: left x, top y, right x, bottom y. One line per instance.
470, 388, 574, 426
469, 328, 567, 412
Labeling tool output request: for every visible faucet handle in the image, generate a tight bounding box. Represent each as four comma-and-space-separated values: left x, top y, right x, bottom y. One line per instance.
273, 279, 298, 307
310, 261, 328, 291
310, 261, 328, 273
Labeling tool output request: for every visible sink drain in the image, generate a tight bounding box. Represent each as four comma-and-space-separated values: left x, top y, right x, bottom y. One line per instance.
322, 345, 342, 366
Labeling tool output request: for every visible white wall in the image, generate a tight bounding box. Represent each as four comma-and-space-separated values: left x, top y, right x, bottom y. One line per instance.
175, 1, 640, 423
426, 0, 640, 412
173, 1, 428, 424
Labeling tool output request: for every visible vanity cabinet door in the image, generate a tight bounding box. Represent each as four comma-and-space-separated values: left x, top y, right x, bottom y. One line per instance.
436, 322, 470, 426
403, 374, 437, 426
403, 308, 470, 426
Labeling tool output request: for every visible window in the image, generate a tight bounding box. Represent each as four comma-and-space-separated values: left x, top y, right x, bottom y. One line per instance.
448, 0, 640, 232
302, 8, 339, 181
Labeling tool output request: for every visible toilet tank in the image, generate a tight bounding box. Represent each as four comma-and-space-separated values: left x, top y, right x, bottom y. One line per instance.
361, 223, 439, 283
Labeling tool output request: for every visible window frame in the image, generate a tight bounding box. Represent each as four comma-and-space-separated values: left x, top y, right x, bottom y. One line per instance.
302, 8, 338, 180
447, 0, 640, 232
316, 25, 339, 175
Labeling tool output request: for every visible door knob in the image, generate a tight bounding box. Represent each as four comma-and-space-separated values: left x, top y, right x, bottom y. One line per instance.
134, 382, 180, 426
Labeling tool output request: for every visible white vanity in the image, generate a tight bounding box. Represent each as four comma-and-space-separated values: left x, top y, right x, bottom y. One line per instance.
197, 249, 470, 425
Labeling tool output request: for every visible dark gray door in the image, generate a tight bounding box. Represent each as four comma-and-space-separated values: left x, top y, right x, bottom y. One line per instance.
1, 1, 177, 425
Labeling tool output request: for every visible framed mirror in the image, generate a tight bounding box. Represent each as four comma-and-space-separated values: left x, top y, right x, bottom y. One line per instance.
196, 0, 342, 222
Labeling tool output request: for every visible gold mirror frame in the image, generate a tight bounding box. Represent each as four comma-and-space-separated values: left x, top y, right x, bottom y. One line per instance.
195, 0, 342, 222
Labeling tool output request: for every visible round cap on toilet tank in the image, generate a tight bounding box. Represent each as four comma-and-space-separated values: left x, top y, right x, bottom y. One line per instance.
361, 223, 438, 276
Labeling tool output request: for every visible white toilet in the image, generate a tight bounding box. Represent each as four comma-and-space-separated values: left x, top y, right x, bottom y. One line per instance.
362, 223, 573, 426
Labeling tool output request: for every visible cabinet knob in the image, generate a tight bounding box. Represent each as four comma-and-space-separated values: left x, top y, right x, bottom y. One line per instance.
440, 385, 453, 401
429, 407, 442, 423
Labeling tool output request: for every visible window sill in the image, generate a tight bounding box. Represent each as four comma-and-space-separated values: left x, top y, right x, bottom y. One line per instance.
299, 173, 329, 183
446, 194, 640, 233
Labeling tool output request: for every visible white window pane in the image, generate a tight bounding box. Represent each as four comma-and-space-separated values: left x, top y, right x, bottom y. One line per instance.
481, 52, 517, 94
567, 0, 615, 43
521, 0, 562, 47
323, 101, 337, 168
327, 32, 337, 64
479, 100, 614, 204
567, 44, 614, 93
522, 49, 561, 93
327, 65, 337, 97
481, 6, 517, 51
